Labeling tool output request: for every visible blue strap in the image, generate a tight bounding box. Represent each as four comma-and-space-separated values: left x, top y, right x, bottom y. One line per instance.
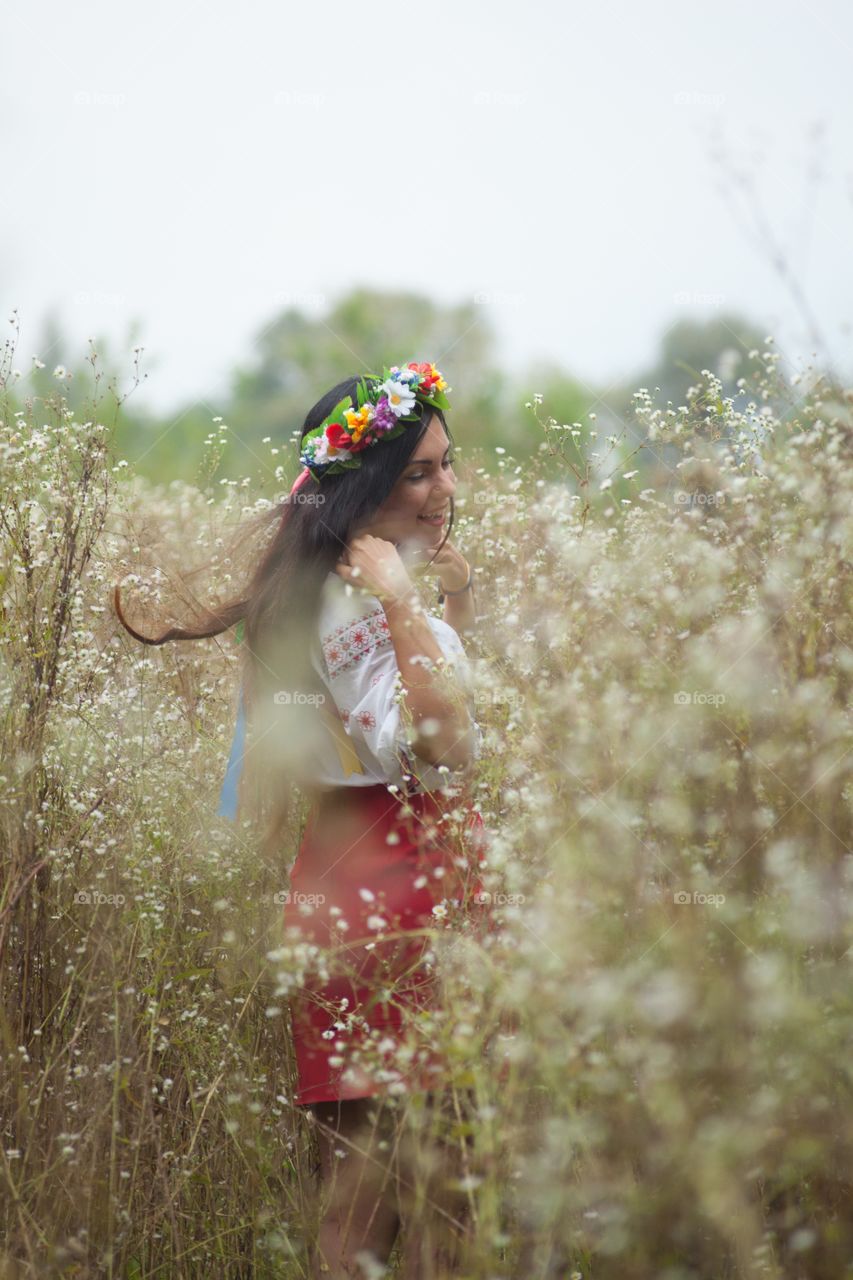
218, 684, 246, 821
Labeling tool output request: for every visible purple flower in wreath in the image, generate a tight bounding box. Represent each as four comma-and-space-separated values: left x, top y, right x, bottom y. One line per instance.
370, 395, 398, 435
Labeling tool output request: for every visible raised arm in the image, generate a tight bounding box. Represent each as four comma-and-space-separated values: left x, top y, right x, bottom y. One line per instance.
382, 585, 476, 772
335, 535, 476, 773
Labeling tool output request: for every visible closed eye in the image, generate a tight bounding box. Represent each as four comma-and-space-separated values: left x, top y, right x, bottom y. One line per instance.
408, 455, 455, 483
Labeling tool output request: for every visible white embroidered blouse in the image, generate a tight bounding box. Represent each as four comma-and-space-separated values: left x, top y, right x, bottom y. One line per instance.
307, 570, 482, 793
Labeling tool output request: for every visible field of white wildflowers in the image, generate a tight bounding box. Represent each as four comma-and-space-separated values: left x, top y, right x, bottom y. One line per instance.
2, 319, 852, 1278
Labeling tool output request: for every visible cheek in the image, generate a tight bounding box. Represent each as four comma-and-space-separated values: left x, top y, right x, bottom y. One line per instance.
388, 484, 425, 517
367, 492, 419, 533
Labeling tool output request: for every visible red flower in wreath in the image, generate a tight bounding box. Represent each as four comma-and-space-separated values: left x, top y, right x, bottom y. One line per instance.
325, 422, 351, 450
408, 361, 441, 394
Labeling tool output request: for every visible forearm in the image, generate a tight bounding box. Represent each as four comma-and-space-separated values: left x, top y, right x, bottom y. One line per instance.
383, 587, 474, 769
441, 582, 476, 637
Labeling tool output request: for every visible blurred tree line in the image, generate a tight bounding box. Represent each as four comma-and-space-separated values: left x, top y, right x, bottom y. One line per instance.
13, 289, 791, 497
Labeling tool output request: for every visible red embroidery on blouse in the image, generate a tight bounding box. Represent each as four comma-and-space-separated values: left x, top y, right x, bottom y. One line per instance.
356, 710, 376, 732
320, 607, 393, 678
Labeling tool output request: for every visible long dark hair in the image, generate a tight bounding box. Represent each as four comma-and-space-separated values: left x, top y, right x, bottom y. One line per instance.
113, 373, 456, 835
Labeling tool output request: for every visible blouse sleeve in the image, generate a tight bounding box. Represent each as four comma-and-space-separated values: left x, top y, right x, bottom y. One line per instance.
324, 634, 414, 778
312, 580, 481, 786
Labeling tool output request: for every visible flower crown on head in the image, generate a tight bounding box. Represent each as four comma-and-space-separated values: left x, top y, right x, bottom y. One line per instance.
298, 361, 451, 480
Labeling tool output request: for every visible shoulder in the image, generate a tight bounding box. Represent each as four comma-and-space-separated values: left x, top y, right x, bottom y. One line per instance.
317, 571, 392, 681
315, 572, 467, 680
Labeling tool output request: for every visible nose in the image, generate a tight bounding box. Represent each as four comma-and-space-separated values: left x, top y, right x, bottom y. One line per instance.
433, 468, 456, 503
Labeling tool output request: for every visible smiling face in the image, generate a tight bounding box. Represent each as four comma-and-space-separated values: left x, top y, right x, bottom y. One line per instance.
354, 412, 457, 553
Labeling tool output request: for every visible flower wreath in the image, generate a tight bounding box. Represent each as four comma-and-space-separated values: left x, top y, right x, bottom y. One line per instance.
298, 361, 451, 479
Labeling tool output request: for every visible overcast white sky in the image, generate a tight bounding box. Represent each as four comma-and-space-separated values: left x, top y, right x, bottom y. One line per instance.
2, 0, 851, 412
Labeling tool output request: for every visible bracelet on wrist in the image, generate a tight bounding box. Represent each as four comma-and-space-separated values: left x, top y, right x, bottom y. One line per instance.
438, 564, 474, 605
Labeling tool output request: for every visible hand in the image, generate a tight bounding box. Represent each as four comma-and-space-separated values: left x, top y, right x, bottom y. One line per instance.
335, 534, 415, 604
408, 540, 471, 593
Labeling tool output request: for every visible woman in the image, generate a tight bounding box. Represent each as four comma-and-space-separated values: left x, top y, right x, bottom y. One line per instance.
115, 361, 490, 1276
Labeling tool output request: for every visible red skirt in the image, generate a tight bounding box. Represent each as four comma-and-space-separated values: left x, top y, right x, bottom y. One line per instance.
281, 782, 490, 1106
